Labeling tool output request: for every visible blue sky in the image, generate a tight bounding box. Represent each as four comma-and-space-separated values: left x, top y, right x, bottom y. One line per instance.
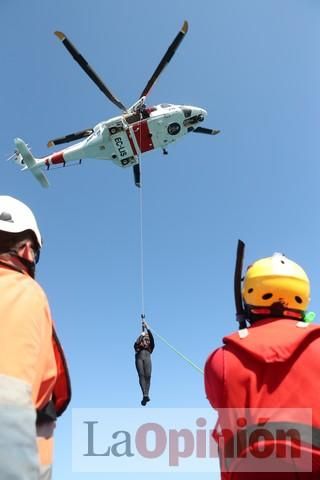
2, 0, 320, 478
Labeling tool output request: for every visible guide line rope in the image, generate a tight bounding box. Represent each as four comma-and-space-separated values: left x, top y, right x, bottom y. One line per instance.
148, 323, 204, 375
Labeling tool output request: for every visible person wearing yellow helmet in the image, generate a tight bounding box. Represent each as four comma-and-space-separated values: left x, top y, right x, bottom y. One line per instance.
205, 241, 320, 479
0, 196, 71, 479
242, 252, 311, 323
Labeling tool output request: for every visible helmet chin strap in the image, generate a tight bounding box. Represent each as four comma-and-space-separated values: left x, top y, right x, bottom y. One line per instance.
246, 302, 304, 323
17, 256, 36, 278
8, 248, 37, 278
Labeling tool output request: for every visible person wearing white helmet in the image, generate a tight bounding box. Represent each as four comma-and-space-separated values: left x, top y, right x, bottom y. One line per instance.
0, 196, 42, 275
0, 196, 71, 479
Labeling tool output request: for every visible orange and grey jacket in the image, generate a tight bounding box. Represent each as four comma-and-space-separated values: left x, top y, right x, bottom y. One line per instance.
0, 256, 71, 479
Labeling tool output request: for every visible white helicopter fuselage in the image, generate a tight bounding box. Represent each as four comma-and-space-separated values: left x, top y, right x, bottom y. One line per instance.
39, 104, 207, 170
13, 24, 219, 187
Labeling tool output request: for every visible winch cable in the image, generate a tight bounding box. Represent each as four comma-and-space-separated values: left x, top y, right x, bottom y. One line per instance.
138, 111, 145, 322
136, 112, 202, 374
138, 155, 145, 320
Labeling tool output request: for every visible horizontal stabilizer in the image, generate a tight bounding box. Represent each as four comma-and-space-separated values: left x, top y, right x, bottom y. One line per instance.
14, 138, 49, 188
47, 128, 93, 147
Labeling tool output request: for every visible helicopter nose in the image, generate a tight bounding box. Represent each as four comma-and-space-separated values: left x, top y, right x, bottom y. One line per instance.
181, 106, 208, 129
195, 108, 207, 122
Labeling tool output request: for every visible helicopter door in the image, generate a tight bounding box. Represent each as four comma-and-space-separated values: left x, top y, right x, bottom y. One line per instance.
131, 120, 154, 154
109, 122, 136, 167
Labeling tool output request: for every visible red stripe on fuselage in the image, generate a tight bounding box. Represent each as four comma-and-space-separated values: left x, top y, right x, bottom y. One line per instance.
50, 152, 65, 165
132, 120, 154, 153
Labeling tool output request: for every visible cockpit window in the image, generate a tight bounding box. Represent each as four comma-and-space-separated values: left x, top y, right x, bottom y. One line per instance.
182, 108, 192, 118
160, 103, 172, 108
146, 106, 157, 114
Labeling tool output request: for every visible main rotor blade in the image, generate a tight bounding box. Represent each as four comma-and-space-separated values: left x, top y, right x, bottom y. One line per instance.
133, 163, 141, 188
193, 127, 221, 135
55, 31, 127, 111
47, 128, 94, 147
139, 20, 189, 100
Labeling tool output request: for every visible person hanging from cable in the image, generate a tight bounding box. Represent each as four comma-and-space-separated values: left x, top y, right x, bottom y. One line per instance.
134, 315, 155, 406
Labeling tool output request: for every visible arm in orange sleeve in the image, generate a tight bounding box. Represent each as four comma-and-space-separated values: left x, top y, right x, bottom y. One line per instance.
204, 347, 225, 408
0, 275, 54, 400
0, 274, 53, 479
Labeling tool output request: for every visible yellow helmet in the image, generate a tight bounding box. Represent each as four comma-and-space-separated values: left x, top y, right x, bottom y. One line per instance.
242, 253, 310, 311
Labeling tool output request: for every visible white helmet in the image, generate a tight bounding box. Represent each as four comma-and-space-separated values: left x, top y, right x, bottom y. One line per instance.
0, 196, 42, 248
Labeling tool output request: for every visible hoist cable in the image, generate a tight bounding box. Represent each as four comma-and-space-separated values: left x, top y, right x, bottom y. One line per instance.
148, 324, 204, 374
138, 160, 145, 316
138, 111, 145, 317
134, 114, 202, 374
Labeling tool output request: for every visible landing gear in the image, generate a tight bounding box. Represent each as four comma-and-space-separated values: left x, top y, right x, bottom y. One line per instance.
162, 148, 168, 155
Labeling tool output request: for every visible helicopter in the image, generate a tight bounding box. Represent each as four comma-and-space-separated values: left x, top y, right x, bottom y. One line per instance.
12, 21, 220, 188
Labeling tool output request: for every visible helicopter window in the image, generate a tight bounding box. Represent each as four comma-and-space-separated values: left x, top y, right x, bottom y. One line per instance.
147, 106, 157, 113
160, 103, 172, 108
124, 112, 141, 124
183, 116, 199, 127
182, 108, 192, 118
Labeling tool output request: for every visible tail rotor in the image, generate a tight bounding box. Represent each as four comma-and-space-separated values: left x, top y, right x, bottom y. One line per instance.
12, 138, 49, 188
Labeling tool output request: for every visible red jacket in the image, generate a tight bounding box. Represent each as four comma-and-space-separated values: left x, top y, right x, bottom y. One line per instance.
205, 318, 320, 476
